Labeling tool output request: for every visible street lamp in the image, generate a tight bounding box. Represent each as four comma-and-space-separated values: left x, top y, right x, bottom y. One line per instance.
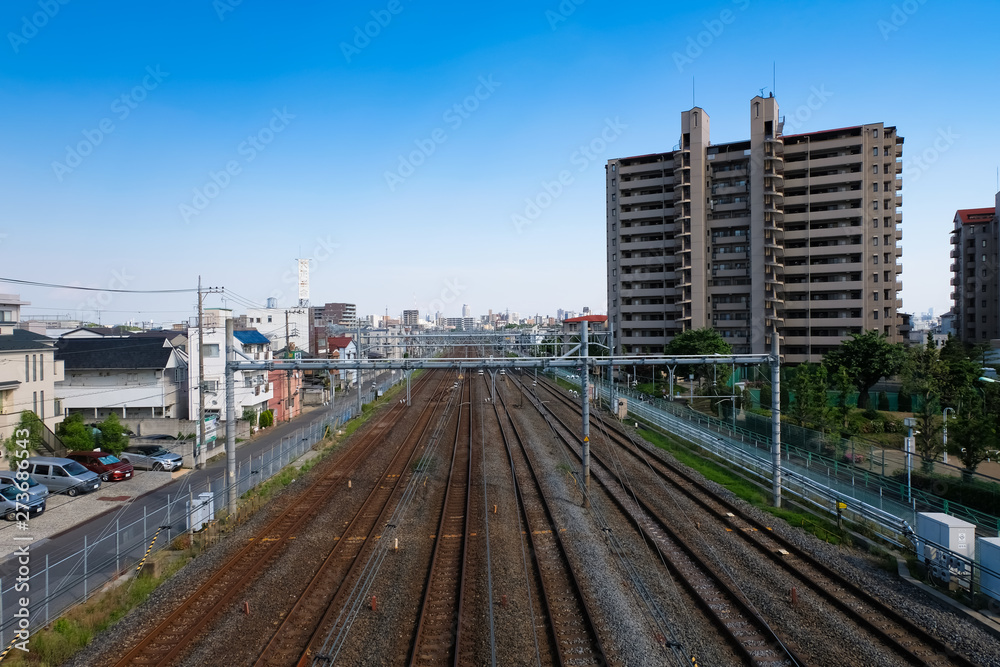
903, 417, 918, 503
718, 396, 737, 432
942, 407, 954, 465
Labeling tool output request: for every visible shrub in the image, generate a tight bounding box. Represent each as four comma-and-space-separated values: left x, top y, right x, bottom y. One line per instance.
259, 410, 274, 429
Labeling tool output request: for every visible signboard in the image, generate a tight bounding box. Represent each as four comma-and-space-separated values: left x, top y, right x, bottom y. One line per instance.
197, 416, 218, 448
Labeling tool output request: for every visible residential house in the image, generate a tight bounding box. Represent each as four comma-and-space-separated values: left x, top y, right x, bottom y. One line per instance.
0, 294, 65, 441
186, 325, 274, 423
55, 336, 189, 419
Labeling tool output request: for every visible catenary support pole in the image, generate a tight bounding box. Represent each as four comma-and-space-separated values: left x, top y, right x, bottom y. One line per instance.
197, 275, 205, 469
581, 319, 590, 508
771, 328, 782, 508
226, 317, 237, 517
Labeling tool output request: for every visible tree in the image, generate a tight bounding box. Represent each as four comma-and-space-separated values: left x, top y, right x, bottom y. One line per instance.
56, 413, 95, 451
97, 413, 129, 456
241, 408, 258, 427
664, 328, 733, 385
830, 366, 853, 433
3, 411, 43, 469
787, 364, 829, 429
823, 330, 905, 409
937, 335, 981, 410
949, 381, 1000, 482
900, 337, 947, 472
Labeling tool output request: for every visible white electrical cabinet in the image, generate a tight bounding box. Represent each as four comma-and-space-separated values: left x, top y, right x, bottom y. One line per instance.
916, 512, 976, 582
979, 537, 1000, 605
187, 492, 216, 532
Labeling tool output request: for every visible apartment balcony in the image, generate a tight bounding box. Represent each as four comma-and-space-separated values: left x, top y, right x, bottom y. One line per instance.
950, 235, 959, 244
763, 156, 784, 173
619, 192, 668, 206
804, 154, 864, 171
950, 277, 959, 286
623, 240, 667, 252
950, 248, 959, 259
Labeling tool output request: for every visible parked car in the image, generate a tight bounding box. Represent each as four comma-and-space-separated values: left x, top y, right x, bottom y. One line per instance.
66, 451, 134, 483
24, 457, 102, 496
0, 472, 49, 502
0, 484, 45, 521
120, 445, 183, 472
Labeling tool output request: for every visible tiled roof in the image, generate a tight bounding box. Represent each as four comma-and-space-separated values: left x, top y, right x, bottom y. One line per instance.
56, 337, 174, 370
956, 207, 996, 225
0, 329, 55, 352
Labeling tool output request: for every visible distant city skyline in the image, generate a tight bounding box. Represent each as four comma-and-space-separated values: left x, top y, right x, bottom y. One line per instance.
3, 2, 998, 327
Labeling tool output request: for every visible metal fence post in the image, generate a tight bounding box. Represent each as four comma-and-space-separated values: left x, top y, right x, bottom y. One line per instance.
144, 504, 148, 540
45, 555, 49, 626
116, 518, 120, 574
83, 535, 88, 602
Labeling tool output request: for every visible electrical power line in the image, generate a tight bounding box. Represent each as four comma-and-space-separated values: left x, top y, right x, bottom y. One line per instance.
0, 277, 196, 294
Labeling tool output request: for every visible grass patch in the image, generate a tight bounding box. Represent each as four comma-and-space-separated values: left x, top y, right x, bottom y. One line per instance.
5, 551, 192, 666
637, 425, 847, 545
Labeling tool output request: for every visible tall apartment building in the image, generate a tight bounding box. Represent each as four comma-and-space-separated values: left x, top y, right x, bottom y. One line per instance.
950, 196, 999, 344
402, 310, 419, 326
607, 95, 904, 363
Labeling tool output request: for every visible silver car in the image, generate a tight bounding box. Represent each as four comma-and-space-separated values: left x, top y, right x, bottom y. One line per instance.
0, 484, 46, 521
0, 472, 49, 502
120, 445, 183, 472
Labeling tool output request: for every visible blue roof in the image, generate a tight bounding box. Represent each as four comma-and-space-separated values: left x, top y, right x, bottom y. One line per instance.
233, 329, 271, 346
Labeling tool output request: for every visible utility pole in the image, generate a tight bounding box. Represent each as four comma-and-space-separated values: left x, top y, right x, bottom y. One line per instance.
197, 276, 206, 471
771, 328, 782, 508
357, 321, 363, 414
283, 309, 304, 422
225, 318, 236, 516
195, 277, 224, 471
581, 319, 590, 508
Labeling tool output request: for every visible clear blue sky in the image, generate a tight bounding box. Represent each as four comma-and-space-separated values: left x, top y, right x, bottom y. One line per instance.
2, 0, 997, 325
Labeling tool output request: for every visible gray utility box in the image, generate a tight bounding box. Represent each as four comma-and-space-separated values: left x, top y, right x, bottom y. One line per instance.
978, 537, 1000, 605
916, 512, 975, 582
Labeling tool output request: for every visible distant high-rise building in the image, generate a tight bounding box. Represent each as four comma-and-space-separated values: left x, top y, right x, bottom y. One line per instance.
308, 302, 357, 355
462, 304, 471, 318
607, 95, 904, 362
950, 196, 999, 344
402, 309, 419, 326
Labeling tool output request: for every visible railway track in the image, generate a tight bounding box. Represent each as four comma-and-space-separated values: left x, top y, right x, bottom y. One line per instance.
490, 374, 610, 666
517, 373, 801, 666
110, 371, 444, 667
252, 370, 456, 666
407, 376, 473, 665
535, 374, 981, 667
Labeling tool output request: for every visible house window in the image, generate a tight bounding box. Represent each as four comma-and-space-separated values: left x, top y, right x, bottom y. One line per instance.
873, 311, 879, 320
873, 165, 878, 175
33, 392, 37, 414
24, 356, 29, 382
872, 255, 879, 265
873, 147, 879, 156
204, 344, 220, 357
873, 273, 879, 283
872, 201, 878, 210
611, 193, 616, 202
39, 356, 43, 381
267, 316, 272, 323
873, 183, 879, 192
884, 164, 890, 174
612, 178, 616, 186
884, 307, 890, 318
872, 218, 878, 228
873, 292, 879, 301
872, 237, 879, 246
39, 391, 44, 421
612, 268, 617, 276
884, 147, 890, 156
612, 222, 616, 231
873, 128, 879, 138
612, 253, 617, 261
612, 208, 617, 217
32, 355, 37, 382
611, 164, 616, 172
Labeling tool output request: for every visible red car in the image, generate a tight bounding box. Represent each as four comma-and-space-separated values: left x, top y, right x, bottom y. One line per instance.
66, 451, 134, 482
